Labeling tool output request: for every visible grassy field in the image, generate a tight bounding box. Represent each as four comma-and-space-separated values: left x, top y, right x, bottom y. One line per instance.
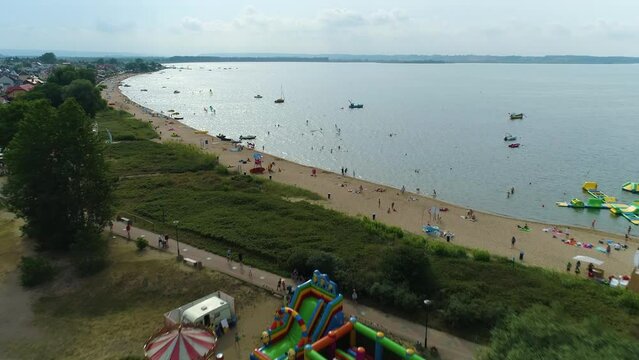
96, 108, 157, 141
0, 239, 281, 359
105, 110, 639, 343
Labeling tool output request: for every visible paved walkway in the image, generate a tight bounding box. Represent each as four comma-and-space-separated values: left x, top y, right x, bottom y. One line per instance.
112, 221, 480, 359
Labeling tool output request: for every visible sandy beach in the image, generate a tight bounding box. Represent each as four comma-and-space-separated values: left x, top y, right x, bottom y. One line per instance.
102, 73, 638, 277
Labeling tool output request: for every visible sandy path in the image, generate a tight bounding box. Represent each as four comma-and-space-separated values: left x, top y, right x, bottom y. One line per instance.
101, 74, 638, 277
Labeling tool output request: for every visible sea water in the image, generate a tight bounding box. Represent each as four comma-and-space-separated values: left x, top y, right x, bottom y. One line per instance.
121, 62, 639, 234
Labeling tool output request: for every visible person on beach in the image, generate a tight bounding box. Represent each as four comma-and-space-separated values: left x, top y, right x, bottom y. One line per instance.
575, 261, 581, 274
227, 249, 232, 263
126, 222, 131, 240
507, 191, 510, 199
628, 225, 632, 236
433, 189, 437, 198
592, 219, 596, 229
511, 236, 516, 248
566, 261, 572, 272
511, 187, 515, 195
391, 202, 395, 211
352, 289, 358, 304
519, 250, 525, 262
277, 278, 282, 291
606, 244, 611, 256
248, 265, 253, 278
401, 185, 405, 194
378, 198, 381, 208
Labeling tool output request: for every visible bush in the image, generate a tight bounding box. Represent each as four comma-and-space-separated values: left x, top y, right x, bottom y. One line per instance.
136, 237, 149, 251
286, 249, 340, 278
472, 249, 491, 262
71, 230, 109, 276
19, 256, 56, 287
617, 291, 639, 315
425, 241, 467, 258
443, 291, 502, 328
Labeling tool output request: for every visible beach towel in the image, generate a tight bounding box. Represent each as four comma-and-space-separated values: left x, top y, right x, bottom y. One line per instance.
595, 246, 607, 253
519, 227, 532, 232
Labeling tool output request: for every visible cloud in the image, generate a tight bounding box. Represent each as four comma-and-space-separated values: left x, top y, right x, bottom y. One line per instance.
182, 17, 203, 31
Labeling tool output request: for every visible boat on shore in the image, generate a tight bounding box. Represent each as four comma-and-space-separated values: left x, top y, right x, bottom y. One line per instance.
216, 134, 228, 140
349, 100, 364, 109
504, 133, 517, 141
173, 116, 184, 120
509, 113, 524, 120
240, 135, 256, 140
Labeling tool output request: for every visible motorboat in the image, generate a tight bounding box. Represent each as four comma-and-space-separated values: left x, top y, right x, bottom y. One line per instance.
504, 133, 517, 141
254, 95, 263, 99
348, 100, 364, 109
140, 89, 148, 92
509, 113, 524, 120
274, 85, 285, 103
508, 143, 521, 148
240, 135, 256, 140
174, 90, 180, 94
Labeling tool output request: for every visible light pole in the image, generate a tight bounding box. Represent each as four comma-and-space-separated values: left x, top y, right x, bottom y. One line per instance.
173, 220, 180, 258
423, 299, 432, 350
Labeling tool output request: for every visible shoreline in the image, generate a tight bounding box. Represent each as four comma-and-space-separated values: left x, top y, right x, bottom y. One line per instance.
101, 73, 638, 276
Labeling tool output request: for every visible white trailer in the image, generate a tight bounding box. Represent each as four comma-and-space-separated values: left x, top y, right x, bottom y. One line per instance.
164, 291, 236, 330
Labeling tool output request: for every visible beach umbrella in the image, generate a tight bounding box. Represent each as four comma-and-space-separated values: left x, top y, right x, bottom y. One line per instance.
144, 324, 217, 360
572, 255, 604, 266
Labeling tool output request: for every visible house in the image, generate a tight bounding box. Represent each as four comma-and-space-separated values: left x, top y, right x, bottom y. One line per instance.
23, 75, 44, 85
0, 75, 15, 92
5, 84, 34, 99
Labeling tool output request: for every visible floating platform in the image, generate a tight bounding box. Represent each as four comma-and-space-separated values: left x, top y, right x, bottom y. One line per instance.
556, 181, 638, 225
622, 182, 639, 194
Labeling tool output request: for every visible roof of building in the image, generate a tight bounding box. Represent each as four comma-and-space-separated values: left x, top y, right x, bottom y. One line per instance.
6, 84, 34, 94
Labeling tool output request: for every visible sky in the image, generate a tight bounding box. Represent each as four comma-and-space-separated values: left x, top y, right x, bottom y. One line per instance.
2, 0, 639, 56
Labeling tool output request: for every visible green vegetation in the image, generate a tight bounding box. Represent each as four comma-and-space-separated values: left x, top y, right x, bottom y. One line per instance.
0, 241, 272, 359
39, 52, 57, 64
478, 305, 639, 359
136, 237, 149, 251
20, 65, 106, 117
105, 109, 639, 345
19, 256, 56, 286
95, 109, 158, 141
3, 100, 113, 267
107, 141, 217, 175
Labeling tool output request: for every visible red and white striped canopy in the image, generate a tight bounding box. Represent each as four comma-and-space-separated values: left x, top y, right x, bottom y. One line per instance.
144, 325, 217, 360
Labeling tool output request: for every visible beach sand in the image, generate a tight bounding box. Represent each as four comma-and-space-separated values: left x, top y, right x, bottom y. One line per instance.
102, 74, 638, 277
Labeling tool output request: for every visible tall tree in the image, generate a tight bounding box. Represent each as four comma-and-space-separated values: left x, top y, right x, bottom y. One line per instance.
0, 101, 34, 148
3, 100, 113, 251
63, 79, 106, 117
39, 52, 57, 64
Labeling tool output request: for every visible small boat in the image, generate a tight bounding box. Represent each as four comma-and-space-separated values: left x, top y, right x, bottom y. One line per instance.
348, 100, 364, 109
274, 85, 285, 103
174, 90, 180, 94
216, 134, 228, 140
140, 89, 148, 92
508, 143, 521, 148
254, 95, 263, 99
123, 84, 131, 87
172, 112, 180, 116
509, 113, 524, 120
504, 133, 517, 141
168, 109, 175, 113
173, 116, 184, 120
240, 135, 256, 140
221, 137, 232, 142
